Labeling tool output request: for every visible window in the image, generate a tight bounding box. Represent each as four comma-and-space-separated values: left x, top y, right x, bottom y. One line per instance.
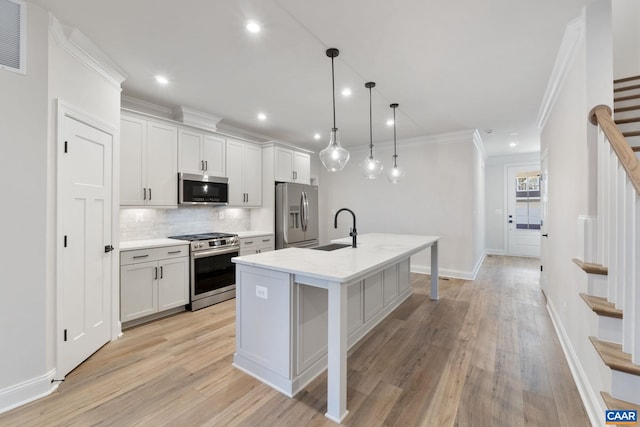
514, 171, 540, 230
0, 0, 26, 75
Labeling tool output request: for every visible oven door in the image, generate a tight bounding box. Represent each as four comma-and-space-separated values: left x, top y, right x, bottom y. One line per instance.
191, 247, 238, 301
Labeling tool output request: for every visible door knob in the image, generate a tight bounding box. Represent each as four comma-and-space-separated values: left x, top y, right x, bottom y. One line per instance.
104, 245, 115, 253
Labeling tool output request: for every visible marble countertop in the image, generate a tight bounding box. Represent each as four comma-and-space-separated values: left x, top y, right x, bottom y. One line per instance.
232, 233, 439, 283
120, 238, 189, 251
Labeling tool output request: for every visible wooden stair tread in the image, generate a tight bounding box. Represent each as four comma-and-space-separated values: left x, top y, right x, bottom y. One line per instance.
623, 131, 640, 137
590, 336, 640, 376
615, 93, 640, 102
615, 116, 640, 124
602, 392, 640, 412
614, 75, 640, 84
572, 258, 608, 275
633, 146, 640, 152
602, 392, 640, 426
615, 104, 640, 113
580, 293, 623, 319
614, 83, 640, 93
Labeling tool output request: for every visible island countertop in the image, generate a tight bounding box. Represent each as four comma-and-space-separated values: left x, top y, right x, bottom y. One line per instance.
232, 233, 439, 283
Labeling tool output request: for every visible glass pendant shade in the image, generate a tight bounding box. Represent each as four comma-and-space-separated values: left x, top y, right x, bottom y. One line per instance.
320, 128, 350, 172
387, 164, 405, 184
361, 154, 383, 179
320, 48, 349, 172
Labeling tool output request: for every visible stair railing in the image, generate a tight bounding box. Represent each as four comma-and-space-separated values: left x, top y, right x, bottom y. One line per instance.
589, 104, 640, 364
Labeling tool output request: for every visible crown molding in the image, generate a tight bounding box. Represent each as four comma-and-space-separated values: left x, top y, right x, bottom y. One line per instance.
49, 14, 126, 89
121, 95, 174, 118
215, 123, 274, 143
347, 129, 478, 154
536, 12, 585, 130
173, 106, 222, 133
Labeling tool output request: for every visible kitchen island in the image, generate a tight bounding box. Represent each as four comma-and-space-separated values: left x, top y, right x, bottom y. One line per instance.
231, 233, 439, 423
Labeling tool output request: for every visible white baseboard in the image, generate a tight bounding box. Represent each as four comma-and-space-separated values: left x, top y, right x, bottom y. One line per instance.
546, 299, 604, 427
0, 369, 58, 415
485, 249, 506, 256
412, 250, 487, 281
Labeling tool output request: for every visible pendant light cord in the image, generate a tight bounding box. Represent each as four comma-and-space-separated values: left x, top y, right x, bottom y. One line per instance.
331, 56, 336, 130
369, 86, 373, 158
392, 105, 398, 167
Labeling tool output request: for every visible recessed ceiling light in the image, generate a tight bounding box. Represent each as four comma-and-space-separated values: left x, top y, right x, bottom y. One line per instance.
314, 133, 321, 140
386, 119, 394, 126
155, 75, 169, 85
509, 142, 518, 147
246, 20, 261, 33
341, 88, 352, 97
257, 112, 267, 121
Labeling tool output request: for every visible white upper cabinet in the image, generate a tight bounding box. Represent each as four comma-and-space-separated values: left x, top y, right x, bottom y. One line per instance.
178, 129, 225, 176
226, 138, 262, 207
274, 146, 311, 184
120, 114, 178, 207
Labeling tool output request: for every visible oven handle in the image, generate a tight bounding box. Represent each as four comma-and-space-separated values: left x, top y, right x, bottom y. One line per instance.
192, 247, 239, 259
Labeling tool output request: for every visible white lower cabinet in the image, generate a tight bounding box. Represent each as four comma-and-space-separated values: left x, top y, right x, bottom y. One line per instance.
239, 234, 274, 256
120, 245, 189, 323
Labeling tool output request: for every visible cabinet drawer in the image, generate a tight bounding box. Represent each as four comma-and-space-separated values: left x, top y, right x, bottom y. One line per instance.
240, 235, 273, 249
121, 245, 189, 265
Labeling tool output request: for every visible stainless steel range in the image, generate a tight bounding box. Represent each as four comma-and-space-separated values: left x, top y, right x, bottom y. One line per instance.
169, 232, 239, 311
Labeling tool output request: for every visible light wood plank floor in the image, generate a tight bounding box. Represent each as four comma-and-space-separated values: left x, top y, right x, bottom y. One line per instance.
0, 256, 590, 426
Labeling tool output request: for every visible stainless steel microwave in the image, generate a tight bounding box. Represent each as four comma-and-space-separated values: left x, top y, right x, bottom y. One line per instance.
178, 173, 229, 205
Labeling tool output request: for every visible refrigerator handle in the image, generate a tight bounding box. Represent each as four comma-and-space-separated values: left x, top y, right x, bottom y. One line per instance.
304, 192, 310, 232
301, 191, 309, 232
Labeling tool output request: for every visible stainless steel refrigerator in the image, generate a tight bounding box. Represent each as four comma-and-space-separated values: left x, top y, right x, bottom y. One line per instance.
275, 183, 319, 249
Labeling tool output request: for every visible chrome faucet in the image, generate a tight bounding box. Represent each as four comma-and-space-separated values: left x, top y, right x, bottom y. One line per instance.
334, 208, 357, 248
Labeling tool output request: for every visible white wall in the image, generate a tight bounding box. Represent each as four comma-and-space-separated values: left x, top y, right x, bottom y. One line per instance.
539, 2, 614, 423
318, 132, 484, 279
484, 152, 540, 254
0, 3, 51, 410
472, 135, 486, 271
612, 0, 640, 79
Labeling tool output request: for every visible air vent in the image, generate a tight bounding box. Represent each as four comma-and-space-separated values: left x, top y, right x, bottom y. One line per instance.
0, 0, 26, 74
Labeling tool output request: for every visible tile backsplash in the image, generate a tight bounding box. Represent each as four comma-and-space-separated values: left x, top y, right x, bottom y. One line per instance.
120, 207, 251, 241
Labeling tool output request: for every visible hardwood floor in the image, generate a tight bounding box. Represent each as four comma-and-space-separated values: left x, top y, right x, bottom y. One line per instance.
0, 255, 590, 426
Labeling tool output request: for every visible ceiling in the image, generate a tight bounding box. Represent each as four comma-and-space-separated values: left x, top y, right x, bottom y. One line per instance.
31, 0, 591, 156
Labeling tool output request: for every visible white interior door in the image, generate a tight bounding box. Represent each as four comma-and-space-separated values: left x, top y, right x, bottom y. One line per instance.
539, 152, 549, 291
507, 164, 541, 257
60, 114, 113, 376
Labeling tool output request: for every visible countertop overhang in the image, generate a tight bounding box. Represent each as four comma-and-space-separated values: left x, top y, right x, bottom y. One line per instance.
232, 233, 439, 283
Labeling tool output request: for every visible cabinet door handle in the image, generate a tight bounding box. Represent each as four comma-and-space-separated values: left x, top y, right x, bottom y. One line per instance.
160, 266, 163, 279
149, 188, 152, 200
246, 241, 254, 244
205, 160, 208, 171
167, 250, 182, 254
143, 188, 147, 200
154, 267, 158, 280
133, 254, 149, 259
201, 160, 204, 171
262, 239, 270, 243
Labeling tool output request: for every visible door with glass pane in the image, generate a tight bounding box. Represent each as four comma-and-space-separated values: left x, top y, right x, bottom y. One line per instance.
507, 164, 541, 257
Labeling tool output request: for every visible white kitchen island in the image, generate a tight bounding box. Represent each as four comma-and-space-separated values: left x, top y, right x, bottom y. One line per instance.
231, 233, 440, 423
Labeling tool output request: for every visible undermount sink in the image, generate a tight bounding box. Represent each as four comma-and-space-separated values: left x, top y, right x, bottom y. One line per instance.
311, 243, 351, 251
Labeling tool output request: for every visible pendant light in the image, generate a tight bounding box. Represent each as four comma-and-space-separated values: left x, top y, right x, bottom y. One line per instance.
360, 82, 383, 179
319, 48, 350, 172
387, 103, 405, 183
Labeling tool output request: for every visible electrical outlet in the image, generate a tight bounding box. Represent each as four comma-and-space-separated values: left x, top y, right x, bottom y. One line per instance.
256, 285, 268, 299
218, 210, 225, 220
135, 213, 144, 223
